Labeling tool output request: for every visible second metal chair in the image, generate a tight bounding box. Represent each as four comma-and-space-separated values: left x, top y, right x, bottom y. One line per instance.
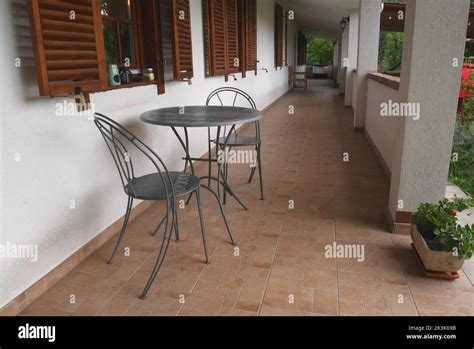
206, 87, 264, 202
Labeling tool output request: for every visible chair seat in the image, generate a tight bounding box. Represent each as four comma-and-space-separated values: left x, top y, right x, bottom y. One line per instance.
125, 172, 199, 200
213, 135, 261, 146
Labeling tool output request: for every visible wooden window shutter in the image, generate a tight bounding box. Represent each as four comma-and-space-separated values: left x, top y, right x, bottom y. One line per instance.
226, 0, 239, 74
274, 3, 284, 68
241, 0, 257, 74
138, 0, 166, 94
297, 31, 307, 66
28, 0, 107, 96
205, 0, 227, 76
172, 0, 193, 80
204, 0, 246, 79
297, 31, 301, 65
284, 10, 288, 66
202, 0, 211, 76
158, 0, 175, 83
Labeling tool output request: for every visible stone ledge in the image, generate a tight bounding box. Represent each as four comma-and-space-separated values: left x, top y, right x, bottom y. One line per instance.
368, 72, 400, 90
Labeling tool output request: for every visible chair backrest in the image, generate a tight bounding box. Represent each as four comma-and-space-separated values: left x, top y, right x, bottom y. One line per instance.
205, 87, 260, 139
206, 87, 257, 110
93, 113, 173, 199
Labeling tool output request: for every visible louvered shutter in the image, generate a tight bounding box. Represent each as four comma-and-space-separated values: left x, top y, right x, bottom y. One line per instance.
297, 31, 307, 66
28, 0, 107, 96
209, 0, 227, 76
202, 0, 211, 76
159, 0, 175, 82
226, 0, 239, 74
284, 10, 288, 66
172, 0, 193, 80
274, 3, 284, 68
246, 0, 257, 72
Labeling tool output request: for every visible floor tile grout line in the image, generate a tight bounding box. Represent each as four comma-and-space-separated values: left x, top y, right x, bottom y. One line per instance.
95, 241, 163, 315
175, 235, 224, 316
391, 238, 421, 316
332, 198, 342, 317
257, 214, 286, 316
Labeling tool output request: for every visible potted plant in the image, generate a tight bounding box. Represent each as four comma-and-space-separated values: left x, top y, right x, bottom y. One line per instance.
411, 197, 474, 273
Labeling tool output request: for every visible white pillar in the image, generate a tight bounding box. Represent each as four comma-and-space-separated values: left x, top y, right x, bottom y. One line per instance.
388, 0, 469, 232
345, 10, 359, 106
336, 35, 342, 86
333, 41, 339, 83
339, 29, 349, 94
354, 0, 381, 129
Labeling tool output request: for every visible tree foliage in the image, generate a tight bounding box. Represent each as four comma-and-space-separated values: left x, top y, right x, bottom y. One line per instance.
306, 38, 333, 66
378, 31, 404, 72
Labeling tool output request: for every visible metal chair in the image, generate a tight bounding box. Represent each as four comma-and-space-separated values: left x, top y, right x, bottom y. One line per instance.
94, 113, 212, 299
206, 87, 264, 202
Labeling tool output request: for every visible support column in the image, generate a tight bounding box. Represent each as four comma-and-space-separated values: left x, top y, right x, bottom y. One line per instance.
336, 35, 342, 86
345, 10, 359, 107
339, 29, 349, 94
388, 0, 469, 233
354, 0, 381, 129
333, 41, 339, 84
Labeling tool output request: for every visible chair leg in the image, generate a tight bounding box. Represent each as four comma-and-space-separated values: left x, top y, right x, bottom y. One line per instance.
140, 209, 173, 299
223, 160, 228, 205
172, 204, 180, 242
216, 143, 221, 199
195, 188, 209, 264
208, 128, 212, 187
248, 167, 256, 183
200, 185, 236, 245
257, 145, 264, 200
108, 197, 133, 264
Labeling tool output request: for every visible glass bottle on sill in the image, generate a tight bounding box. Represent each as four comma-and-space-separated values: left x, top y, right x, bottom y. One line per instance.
144, 68, 155, 82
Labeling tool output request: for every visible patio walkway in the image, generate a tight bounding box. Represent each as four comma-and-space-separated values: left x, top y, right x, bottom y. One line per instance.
21, 80, 474, 316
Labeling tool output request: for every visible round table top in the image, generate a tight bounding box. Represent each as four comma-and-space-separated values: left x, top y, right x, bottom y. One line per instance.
140, 105, 262, 128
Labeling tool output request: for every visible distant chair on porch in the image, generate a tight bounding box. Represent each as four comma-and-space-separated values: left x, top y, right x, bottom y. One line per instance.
288, 66, 308, 91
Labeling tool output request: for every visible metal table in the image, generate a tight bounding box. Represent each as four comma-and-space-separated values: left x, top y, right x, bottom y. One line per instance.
140, 105, 263, 210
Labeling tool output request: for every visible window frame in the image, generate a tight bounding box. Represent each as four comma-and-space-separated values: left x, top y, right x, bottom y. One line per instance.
101, 0, 142, 69
274, 3, 284, 68
28, 0, 195, 99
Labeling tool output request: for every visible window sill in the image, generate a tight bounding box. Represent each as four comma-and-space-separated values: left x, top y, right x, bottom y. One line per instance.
103, 81, 159, 91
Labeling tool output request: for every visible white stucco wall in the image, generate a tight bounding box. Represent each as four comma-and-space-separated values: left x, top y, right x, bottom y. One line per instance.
339, 28, 349, 94
0, 0, 296, 307
354, 0, 381, 128
365, 79, 400, 173
351, 70, 358, 109
344, 10, 359, 106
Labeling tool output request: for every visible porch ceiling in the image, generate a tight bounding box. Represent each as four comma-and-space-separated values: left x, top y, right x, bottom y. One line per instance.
286, 0, 359, 40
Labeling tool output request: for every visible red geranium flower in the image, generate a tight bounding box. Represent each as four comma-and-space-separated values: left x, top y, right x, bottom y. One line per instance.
451, 211, 457, 217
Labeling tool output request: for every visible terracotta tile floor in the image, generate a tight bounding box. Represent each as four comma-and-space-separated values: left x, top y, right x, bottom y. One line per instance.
21, 80, 474, 316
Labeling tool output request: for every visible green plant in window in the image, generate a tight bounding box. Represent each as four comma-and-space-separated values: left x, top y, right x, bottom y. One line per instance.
103, 24, 118, 65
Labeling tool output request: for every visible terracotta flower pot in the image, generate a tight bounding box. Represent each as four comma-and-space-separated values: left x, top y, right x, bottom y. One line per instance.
411, 225, 464, 273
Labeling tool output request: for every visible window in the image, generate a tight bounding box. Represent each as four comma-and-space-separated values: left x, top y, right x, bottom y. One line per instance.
240, 0, 257, 75
101, 0, 140, 68
274, 3, 284, 68
27, 0, 194, 98
297, 31, 307, 66
203, 0, 257, 80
